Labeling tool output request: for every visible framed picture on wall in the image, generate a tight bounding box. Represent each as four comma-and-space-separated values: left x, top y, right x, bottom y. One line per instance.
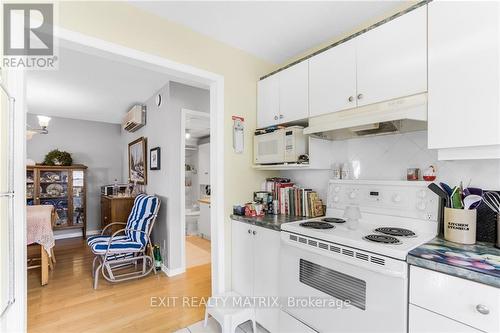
150, 147, 161, 170
128, 137, 147, 184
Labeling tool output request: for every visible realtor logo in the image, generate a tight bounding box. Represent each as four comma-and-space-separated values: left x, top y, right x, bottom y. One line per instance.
2, 3, 57, 69
4, 3, 53, 55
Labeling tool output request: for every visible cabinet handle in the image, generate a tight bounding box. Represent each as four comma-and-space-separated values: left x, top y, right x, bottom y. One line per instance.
252, 230, 256, 235
476, 304, 490, 315
357, 93, 363, 100
279, 114, 284, 119
274, 116, 278, 120
348, 96, 354, 102
248, 229, 251, 234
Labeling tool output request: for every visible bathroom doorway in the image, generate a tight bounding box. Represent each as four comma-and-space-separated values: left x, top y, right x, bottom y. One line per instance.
181, 109, 211, 269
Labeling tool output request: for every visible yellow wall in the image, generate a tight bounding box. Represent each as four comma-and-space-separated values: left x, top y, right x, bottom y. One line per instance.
55, 1, 276, 288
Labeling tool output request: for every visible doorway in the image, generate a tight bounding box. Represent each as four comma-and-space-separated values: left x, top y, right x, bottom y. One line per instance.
181, 109, 211, 270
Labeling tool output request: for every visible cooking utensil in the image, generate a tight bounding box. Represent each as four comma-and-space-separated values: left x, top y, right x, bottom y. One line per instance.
451, 186, 464, 209
484, 191, 500, 213
464, 187, 483, 197
429, 183, 450, 206
463, 195, 482, 210
440, 182, 454, 197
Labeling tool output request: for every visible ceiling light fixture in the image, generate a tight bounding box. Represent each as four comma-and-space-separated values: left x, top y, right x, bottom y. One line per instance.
26, 115, 51, 139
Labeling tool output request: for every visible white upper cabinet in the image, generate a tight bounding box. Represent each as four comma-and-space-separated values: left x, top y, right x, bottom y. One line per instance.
428, 1, 500, 158
257, 74, 280, 128
309, 39, 357, 117
278, 61, 309, 124
356, 5, 427, 106
257, 61, 309, 128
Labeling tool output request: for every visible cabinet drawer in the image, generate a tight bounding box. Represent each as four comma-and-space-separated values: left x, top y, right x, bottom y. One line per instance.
410, 266, 500, 332
409, 304, 481, 333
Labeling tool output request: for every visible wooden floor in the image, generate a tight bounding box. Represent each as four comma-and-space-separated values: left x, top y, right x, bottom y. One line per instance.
186, 235, 211, 268
28, 238, 211, 333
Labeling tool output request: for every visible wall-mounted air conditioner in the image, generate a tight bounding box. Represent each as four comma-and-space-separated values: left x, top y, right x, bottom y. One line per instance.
122, 104, 146, 132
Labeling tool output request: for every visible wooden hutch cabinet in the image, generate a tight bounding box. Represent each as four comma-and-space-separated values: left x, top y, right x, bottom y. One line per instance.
100, 196, 135, 234
26, 165, 87, 237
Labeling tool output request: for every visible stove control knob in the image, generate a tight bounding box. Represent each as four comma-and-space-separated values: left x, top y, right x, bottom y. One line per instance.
418, 190, 427, 199
417, 201, 427, 211
349, 191, 357, 199
334, 186, 341, 193
333, 196, 340, 203
392, 194, 402, 203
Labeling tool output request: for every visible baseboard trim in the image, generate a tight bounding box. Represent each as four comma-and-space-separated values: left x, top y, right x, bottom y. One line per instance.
161, 264, 186, 277
54, 229, 100, 240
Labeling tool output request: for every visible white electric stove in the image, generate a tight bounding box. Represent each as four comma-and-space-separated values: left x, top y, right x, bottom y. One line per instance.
279, 180, 439, 333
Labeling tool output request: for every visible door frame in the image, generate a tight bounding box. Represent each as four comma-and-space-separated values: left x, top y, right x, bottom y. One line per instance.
180, 108, 210, 271
7, 25, 226, 331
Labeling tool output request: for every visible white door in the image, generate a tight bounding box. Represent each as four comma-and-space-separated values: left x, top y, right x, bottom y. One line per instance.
231, 220, 254, 297
279, 61, 309, 124
198, 142, 210, 185
253, 226, 280, 333
257, 75, 280, 128
428, 1, 500, 149
309, 39, 357, 117
356, 6, 427, 106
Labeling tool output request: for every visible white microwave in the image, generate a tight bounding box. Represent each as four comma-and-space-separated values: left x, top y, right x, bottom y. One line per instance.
254, 126, 307, 164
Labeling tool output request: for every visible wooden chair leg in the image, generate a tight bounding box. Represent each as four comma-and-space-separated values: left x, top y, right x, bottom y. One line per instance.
41, 247, 49, 286
51, 248, 56, 264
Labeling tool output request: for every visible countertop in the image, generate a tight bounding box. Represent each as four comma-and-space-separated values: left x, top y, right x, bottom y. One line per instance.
230, 214, 309, 231
198, 197, 211, 205
408, 237, 500, 288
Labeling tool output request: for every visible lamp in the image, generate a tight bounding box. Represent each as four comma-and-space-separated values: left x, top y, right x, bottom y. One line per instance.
343, 205, 362, 230
37, 115, 51, 129
26, 115, 51, 139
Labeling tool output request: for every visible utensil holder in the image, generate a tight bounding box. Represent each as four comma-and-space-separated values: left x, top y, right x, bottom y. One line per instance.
444, 208, 477, 245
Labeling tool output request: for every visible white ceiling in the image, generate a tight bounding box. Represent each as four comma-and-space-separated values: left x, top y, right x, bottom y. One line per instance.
131, 1, 404, 64
26, 47, 172, 124
186, 113, 210, 139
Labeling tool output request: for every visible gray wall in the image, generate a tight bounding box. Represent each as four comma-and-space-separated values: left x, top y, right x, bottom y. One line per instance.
121, 82, 210, 270
26, 114, 123, 234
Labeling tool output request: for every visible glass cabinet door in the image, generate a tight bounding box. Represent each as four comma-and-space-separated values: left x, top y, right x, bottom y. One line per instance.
39, 170, 69, 227
26, 169, 35, 206
72, 170, 85, 226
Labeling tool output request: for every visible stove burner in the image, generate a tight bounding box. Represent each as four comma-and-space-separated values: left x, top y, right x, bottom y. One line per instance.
300, 221, 335, 229
322, 217, 346, 224
363, 234, 402, 244
375, 227, 416, 237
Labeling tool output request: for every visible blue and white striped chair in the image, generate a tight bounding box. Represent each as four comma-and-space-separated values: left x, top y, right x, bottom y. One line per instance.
87, 194, 161, 289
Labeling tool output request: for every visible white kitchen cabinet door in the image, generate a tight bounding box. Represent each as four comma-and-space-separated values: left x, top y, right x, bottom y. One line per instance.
198, 203, 210, 240
231, 220, 254, 298
197, 142, 210, 185
253, 226, 281, 333
428, 1, 500, 151
279, 61, 309, 124
356, 5, 427, 107
309, 39, 357, 117
257, 75, 280, 128
409, 305, 481, 333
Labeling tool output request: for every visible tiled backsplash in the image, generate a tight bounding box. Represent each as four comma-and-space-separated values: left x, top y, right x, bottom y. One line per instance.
282, 131, 500, 197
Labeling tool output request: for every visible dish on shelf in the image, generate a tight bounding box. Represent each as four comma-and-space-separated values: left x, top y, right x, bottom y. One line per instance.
46, 183, 64, 197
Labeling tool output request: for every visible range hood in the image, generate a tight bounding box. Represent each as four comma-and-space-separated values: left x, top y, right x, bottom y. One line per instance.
304, 93, 428, 140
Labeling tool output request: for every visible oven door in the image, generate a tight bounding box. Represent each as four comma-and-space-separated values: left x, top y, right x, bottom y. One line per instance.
280, 237, 408, 333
